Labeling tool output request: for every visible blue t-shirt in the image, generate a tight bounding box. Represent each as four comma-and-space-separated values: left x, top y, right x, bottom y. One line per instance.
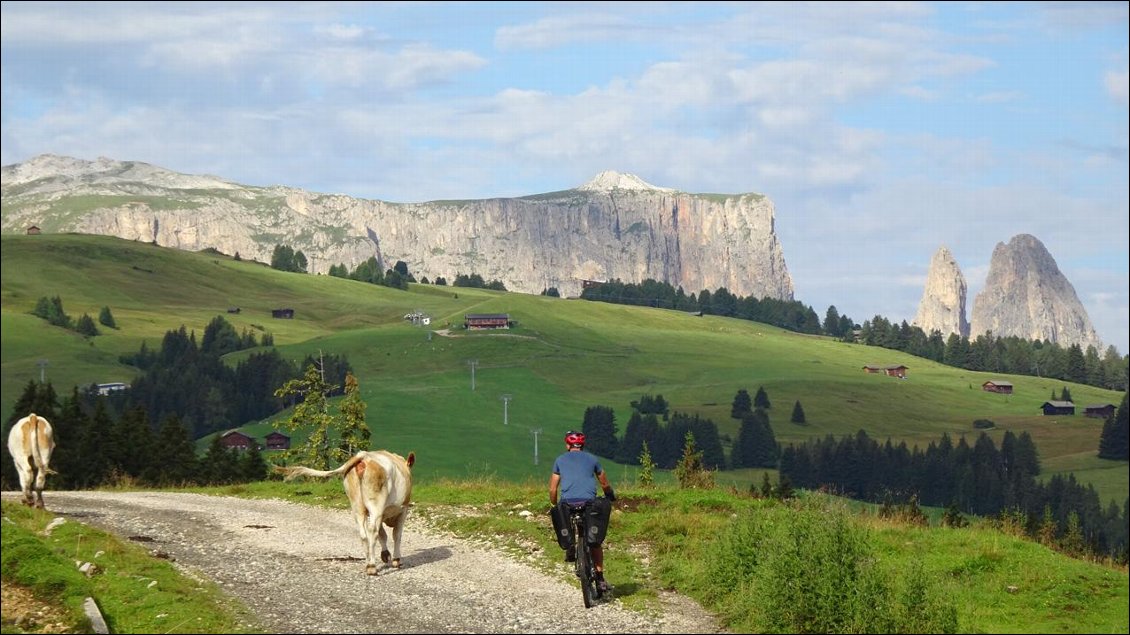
553, 450, 603, 503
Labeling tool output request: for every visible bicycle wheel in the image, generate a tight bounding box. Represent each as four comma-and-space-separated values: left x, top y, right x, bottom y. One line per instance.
576, 542, 596, 608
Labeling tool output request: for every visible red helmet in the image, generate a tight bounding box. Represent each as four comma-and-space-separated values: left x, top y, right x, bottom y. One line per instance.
564, 431, 585, 447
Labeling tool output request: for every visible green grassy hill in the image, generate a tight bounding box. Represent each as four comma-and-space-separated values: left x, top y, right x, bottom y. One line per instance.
2, 234, 1125, 505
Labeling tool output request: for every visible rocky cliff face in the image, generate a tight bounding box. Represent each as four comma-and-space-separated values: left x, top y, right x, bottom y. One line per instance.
0, 155, 794, 301
913, 246, 969, 338
970, 234, 1101, 350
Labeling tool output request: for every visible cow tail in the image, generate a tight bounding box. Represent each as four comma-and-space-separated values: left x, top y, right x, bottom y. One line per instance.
276, 454, 366, 481
28, 414, 47, 473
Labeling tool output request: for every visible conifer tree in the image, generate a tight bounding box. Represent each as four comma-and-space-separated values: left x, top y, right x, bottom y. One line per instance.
275, 361, 335, 468
582, 405, 618, 459
98, 306, 117, 329
149, 415, 198, 486
242, 442, 269, 482
637, 440, 654, 487
731, 389, 752, 419
790, 400, 806, 424
1098, 392, 1129, 460
754, 386, 771, 409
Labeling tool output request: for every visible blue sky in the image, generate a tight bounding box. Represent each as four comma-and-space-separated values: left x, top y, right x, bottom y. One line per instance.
2, 1, 1127, 352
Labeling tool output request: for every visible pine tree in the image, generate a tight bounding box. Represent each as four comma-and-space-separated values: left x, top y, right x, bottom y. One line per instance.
1060, 386, 1073, 403
1098, 392, 1129, 460
98, 306, 117, 329
149, 415, 198, 486
582, 405, 618, 459
242, 442, 269, 482
730, 389, 752, 419
790, 400, 806, 424
754, 386, 771, 409
637, 440, 654, 487
202, 434, 241, 485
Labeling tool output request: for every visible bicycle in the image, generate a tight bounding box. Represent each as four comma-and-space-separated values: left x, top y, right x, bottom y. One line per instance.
566, 502, 605, 608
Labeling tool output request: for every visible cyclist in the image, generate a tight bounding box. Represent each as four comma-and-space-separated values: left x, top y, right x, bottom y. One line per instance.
549, 430, 615, 593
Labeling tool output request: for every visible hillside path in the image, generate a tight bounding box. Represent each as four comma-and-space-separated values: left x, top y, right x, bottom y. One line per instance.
6, 491, 726, 634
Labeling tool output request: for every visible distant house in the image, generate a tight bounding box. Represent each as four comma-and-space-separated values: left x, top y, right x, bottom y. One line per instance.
982, 380, 1014, 394
26, 225, 41, 235
271, 308, 294, 319
265, 431, 291, 451
581, 279, 606, 290
219, 430, 255, 451
1040, 401, 1075, 416
862, 364, 908, 378
227, 307, 241, 314
464, 313, 510, 329
95, 382, 129, 396
1084, 403, 1116, 419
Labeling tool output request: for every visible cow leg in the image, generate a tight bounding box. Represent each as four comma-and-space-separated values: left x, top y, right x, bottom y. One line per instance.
33, 463, 47, 509
16, 462, 34, 507
389, 510, 408, 568
379, 523, 391, 564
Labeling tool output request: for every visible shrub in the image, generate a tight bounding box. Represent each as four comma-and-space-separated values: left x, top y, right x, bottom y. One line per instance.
972, 419, 995, 429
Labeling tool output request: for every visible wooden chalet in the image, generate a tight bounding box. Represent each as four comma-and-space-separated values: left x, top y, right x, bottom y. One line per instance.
862, 364, 908, 378
1083, 403, 1116, 419
265, 431, 291, 450
1040, 401, 1075, 416
982, 380, 1014, 394
26, 225, 42, 235
219, 430, 255, 451
464, 313, 510, 330
271, 308, 295, 319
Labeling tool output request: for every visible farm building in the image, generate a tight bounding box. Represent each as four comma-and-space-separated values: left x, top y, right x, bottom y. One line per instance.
982, 380, 1014, 394
265, 431, 291, 450
862, 364, 908, 378
464, 313, 511, 329
26, 225, 41, 235
1040, 401, 1075, 416
220, 430, 255, 450
271, 308, 295, 319
1084, 403, 1116, 419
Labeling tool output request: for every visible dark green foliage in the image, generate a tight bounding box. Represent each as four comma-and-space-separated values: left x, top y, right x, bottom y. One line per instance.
541, 287, 560, 297
98, 306, 117, 328
674, 431, 714, 489
753, 386, 771, 409
1098, 392, 1128, 460
730, 389, 751, 419
150, 415, 198, 486
32, 295, 72, 328
790, 400, 806, 424
202, 435, 241, 485
1060, 386, 1073, 403
581, 405, 618, 459
972, 419, 995, 429
942, 501, 968, 528
242, 442, 269, 481
74, 313, 99, 336
201, 315, 242, 356
270, 244, 307, 273
1, 381, 61, 489
637, 440, 654, 487
434, 276, 447, 286
393, 260, 409, 277
631, 394, 669, 418
730, 408, 778, 468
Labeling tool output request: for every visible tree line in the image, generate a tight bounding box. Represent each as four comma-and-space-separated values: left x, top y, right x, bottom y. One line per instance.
777, 427, 1128, 561
579, 278, 1128, 391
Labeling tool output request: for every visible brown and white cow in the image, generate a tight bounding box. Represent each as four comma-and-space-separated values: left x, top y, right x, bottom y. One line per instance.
7, 413, 56, 509
276, 450, 415, 575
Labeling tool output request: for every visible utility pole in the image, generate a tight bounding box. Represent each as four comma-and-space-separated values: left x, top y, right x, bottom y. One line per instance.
500, 394, 512, 425
36, 359, 48, 383
531, 428, 542, 465
467, 359, 478, 391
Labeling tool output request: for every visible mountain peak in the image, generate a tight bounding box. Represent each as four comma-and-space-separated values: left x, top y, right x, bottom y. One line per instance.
577, 170, 674, 193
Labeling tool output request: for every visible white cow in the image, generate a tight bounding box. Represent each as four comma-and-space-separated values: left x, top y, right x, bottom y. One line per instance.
277, 450, 415, 575
7, 413, 56, 509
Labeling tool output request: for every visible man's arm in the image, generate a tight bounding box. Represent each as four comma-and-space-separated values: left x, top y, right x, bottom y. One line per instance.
597, 470, 614, 499
549, 473, 561, 506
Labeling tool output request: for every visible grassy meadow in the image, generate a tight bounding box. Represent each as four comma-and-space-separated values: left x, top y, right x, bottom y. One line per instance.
1, 233, 1127, 633
2, 233, 1124, 504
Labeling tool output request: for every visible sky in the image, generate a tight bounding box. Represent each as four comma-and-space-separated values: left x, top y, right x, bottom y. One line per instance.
2, 1, 1127, 353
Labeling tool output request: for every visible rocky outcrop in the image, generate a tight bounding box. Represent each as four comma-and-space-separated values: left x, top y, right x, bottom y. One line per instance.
970, 234, 1101, 350
0, 154, 794, 300
913, 246, 969, 338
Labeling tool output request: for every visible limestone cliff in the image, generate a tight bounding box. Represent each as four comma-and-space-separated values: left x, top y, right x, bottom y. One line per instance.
970, 234, 1101, 350
0, 154, 794, 300
913, 246, 969, 338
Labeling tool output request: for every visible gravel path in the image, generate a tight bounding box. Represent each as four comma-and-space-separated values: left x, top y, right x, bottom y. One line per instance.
6, 491, 725, 634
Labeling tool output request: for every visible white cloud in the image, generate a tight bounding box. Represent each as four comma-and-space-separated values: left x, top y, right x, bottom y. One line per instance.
1107, 69, 1129, 106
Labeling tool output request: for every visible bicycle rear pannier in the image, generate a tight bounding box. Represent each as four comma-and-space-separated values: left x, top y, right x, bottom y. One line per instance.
549, 503, 574, 550
583, 497, 612, 547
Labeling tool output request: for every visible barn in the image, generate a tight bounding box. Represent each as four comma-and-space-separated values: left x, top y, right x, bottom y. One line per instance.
1040, 401, 1075, 416
220, 430, 255, 450
982, 380, 1014, 394
862, 364, 908, 378
464, 313, 511, 329
265, 431, 291, 450
271, 308, 295, 319
1084, 403, 1116, 419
